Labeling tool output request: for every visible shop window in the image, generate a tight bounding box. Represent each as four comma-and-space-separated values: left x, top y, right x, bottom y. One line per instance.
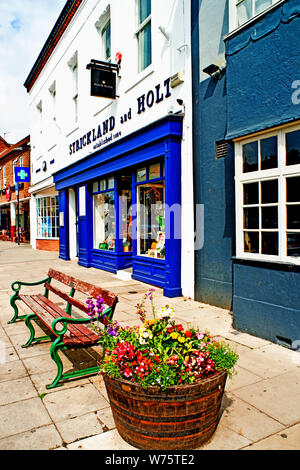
120, 175, 133, 252
137, 162, 165, 259
236, 126, 300, 263
36, 196, 59, 239
136, 0, 152, 72
93, 178, 115, 251
236, 0, 280, 27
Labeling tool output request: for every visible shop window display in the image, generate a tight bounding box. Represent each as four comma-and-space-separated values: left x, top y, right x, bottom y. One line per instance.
93, 178, 115, 251
137, 163, 165, 259
37, 196, 59, 238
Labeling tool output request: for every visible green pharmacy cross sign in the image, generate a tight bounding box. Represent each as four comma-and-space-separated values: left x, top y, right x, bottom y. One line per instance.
14, 167, 30, 183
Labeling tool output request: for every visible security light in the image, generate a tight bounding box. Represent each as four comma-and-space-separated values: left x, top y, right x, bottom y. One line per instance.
203, 64, 226, 80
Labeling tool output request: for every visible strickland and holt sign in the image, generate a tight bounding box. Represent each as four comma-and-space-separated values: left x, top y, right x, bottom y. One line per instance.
68, 77, 172, 156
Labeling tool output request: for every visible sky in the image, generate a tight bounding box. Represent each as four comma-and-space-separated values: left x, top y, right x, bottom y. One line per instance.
0, 0, 67, 144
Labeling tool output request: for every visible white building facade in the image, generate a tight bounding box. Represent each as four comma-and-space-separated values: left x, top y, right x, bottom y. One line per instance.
25, 0, 194, 298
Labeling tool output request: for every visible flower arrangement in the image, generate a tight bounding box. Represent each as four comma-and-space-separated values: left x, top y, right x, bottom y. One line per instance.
86, 289, 238, 390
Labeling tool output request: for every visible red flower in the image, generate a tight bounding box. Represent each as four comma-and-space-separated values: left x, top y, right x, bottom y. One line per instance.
176, 325, 184, 332
185, 330, 192, 338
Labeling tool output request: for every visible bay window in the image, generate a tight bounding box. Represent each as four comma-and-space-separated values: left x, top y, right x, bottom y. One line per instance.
235, 126, 300, 263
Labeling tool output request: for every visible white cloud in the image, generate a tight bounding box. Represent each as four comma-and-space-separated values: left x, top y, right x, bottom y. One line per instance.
0, 0, 66, 143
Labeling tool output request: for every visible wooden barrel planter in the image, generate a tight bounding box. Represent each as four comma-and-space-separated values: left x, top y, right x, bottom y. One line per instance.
102, 371, 227, 450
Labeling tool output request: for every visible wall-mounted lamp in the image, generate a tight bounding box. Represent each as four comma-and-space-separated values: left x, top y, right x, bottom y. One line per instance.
203, 64, 226, 80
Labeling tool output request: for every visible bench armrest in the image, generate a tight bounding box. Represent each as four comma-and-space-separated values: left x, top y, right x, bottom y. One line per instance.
51, 307, 113, 337
11, 276, 51, 293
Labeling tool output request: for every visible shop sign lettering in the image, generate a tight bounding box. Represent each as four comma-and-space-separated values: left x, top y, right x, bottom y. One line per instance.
69, 78, 171, 156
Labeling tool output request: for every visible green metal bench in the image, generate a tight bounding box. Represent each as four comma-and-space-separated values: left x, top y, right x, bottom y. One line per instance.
9, 268, 118, 389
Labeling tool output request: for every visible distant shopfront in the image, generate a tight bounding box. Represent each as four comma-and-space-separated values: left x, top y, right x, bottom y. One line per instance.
54, 115, 183, 297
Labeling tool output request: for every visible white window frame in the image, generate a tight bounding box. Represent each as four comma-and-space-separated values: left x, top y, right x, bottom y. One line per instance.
235, 124, 300, 265
3, 165, 6, 188
36, 100, 43, 134
13, 159, 18, 184
135, 0, 152, 73
49, 81, 56, 122
36, 195, 59, 239
95, 6, 111, 62
68, 52, 78, 124
233, 0, 281, 29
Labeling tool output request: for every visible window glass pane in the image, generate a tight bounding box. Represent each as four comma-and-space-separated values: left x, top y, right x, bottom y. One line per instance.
255, 0, 272, 15
287, 177, 300, 203
100, 179, 106, 191
287, 205, 300, 230
261, 136, 278, 170
94, 191, 115, 250
244, 182, 259, 205
244, 207, 259, 229
244, 232, 259, 253
261, 180, 278, 204
243, 141, 258, 173
286, 129, 300, 166
138, 181, 165, 259
139, 0, 151, 24
237, 0, 252, 26
287, 233, 300, 257
138, 21, 151, 71
149, 163, 161, 180
262, 232, 278, 255
102, 21, 111, 60
261, 206, 278, 229
107, 177, 114, 189
137, 167, 147, 182
93, 182, 98, 193
36, 196, 59, 239
120, 176, 132, 252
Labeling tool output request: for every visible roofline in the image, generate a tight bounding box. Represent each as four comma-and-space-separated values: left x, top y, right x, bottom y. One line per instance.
24, 0, 83, 93
0, 136, 30, 161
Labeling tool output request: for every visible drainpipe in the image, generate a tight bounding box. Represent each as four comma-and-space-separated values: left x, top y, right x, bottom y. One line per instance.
191, 0, 201, 300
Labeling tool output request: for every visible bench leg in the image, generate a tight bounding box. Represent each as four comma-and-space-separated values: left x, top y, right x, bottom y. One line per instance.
22, 313, 52, 348
46, 338, 65, 389
8, 293, 26, 324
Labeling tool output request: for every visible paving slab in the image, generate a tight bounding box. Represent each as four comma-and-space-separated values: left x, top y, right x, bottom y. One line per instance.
0, 377, 38, 405
243, 423, 300, 450
42, 383, 108, 422
0, 425, 63, 450
55, 412, 104, 444
67, 429, 137, 450
233, 369, 300, 426
0, 397, 52, 439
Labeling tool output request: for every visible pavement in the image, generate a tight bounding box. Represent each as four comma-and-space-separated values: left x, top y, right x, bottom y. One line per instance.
0, 240, 300, 451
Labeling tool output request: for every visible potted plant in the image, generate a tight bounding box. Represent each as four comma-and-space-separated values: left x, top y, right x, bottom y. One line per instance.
87, 290, 238, 450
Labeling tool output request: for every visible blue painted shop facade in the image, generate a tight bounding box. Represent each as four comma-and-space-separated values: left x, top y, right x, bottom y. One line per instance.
54, 115, 183, 298
192, 0, 300, 346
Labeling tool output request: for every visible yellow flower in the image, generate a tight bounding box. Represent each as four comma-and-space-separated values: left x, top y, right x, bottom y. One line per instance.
170, 332, 179, 340
178, 336, 186, 343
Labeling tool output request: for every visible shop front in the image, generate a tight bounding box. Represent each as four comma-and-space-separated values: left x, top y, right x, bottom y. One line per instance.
54, 115, 182, 298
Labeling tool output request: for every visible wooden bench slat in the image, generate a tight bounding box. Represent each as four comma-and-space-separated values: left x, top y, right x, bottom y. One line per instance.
20, 294, 99, 347
47, 268, 118, 308
34, 295, 99, 346
44, 282, 90, 314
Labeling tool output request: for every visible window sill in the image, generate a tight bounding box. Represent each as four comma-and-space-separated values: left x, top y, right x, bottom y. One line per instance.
232, 256, 300, 271
125, 66, 154, 94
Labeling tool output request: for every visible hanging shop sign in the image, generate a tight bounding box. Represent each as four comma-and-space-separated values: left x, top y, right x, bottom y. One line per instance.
14, 167, 31, 183
86, 60, 119, 99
